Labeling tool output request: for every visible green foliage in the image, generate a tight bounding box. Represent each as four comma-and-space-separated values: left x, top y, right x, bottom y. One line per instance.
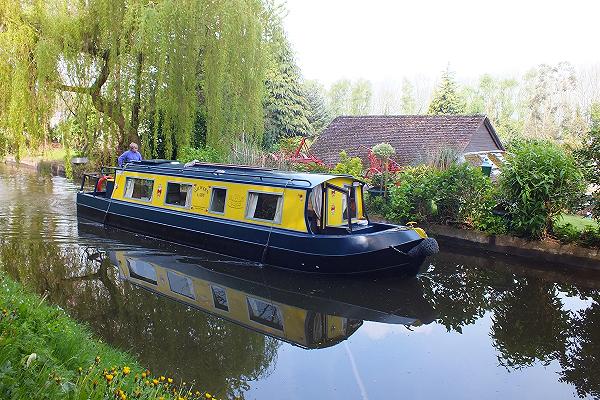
400, 78, 416, 114
371, 142, 395, 160
302, 80, 332, 133
499, 140, 585, 239
349, 79, 372, 115
363, 193, 391, 218
0, 271, 212, 400
383, 163, 506, 232
177, 146, 223, 164
263, 21, 313, 148
291, 162, 330, 173
387, 166, 439, 223
0, 0, 267, 160
331, 151, 363, 178
575, 106, 600, 222
427, 147, 461, 170
275, 135, 304, 153
327, 79, 352, 116
428, 68, 466, 115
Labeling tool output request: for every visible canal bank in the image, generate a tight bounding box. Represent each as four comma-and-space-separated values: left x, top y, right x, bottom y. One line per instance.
0, 270, 215, 400
426, 223, 600, 271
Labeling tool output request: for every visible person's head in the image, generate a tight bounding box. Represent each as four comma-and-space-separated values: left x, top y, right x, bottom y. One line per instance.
129, 143, 139, 153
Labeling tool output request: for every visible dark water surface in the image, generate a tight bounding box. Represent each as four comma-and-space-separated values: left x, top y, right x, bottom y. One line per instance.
1, 165, 600, 400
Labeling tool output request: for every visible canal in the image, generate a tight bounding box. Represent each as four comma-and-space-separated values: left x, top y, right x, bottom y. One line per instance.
0, 164, 599, 399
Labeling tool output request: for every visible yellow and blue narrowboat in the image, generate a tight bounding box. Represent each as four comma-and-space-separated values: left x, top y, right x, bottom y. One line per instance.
76, 160, 438, 275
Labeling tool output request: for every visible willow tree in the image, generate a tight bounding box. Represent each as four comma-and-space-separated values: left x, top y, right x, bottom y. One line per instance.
0, 0, 266, 159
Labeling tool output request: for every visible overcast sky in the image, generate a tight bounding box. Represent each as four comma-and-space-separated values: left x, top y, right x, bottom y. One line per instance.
284, 0, 600, 84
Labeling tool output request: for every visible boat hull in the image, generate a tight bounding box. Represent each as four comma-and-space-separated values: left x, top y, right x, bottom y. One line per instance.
77, 192, 428, 275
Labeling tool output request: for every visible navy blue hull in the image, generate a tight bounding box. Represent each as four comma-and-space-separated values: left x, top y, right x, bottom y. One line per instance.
77, 193, 426, 275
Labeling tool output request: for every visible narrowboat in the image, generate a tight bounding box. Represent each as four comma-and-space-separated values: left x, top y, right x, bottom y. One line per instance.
76, 160, 438, 275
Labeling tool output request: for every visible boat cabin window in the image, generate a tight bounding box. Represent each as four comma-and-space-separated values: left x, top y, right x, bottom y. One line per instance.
247, 297, 284, 331
211, 285, 229, 311
165, 182, 192, 207
167, 271, 195, 299
126, 259, 157, 285
342, 185, 357, 221
246, 192, 283, 223
209, 187, 227, 214
124, 177, 154, 202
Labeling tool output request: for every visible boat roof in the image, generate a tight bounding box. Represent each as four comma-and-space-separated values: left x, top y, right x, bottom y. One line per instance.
119, 159, 354, 189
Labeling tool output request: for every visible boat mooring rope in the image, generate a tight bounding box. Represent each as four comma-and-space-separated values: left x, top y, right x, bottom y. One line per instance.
259, 177, 293, 266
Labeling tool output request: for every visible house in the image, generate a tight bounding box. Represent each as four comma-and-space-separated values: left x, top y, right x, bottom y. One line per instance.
310, 115, 505, 167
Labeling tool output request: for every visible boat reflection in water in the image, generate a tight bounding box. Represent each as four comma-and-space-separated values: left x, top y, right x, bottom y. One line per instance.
96, 226, 436, 349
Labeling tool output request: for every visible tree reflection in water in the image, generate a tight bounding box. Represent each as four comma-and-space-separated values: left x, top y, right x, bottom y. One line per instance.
422, 252, 600, 399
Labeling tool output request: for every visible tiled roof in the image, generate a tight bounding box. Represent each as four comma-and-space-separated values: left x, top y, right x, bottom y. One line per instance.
310, 115, 503, 166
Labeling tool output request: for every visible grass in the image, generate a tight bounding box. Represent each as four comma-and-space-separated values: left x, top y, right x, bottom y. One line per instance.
0, 271, 219, 400
555, 214, 597, 231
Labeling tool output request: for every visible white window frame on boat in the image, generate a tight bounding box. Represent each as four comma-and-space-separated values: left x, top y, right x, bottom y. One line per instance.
123, 177, 154, 202
163, 181, 193, 209
208, 186, 228, 215
245, 190, 284, 224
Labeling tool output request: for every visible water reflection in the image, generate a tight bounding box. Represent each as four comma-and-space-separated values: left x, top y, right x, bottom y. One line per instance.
2, 165, 600, 399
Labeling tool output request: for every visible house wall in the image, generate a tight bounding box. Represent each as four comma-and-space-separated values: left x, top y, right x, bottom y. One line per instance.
463, 123, 502, 152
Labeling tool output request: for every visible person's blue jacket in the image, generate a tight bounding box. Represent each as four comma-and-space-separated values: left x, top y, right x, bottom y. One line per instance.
118, 150, 142, 167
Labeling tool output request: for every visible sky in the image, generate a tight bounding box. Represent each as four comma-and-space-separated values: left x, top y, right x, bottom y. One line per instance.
283, 0, 600, 85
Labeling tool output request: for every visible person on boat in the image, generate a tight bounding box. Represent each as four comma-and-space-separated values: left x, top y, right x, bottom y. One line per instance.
118, 143, 143, 167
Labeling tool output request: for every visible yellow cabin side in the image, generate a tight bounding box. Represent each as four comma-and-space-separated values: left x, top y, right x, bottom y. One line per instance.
324, 177, 365, 227
111, 171, 309, 232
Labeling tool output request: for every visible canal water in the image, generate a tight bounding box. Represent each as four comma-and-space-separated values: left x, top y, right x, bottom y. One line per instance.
1, 164, 599, 400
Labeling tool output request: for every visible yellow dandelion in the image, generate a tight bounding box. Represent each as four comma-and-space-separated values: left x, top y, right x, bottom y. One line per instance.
105, 374, 114, 383
160, 375, 165, 382
152, 379, 159, 385
205, 394, 212, 399
141, 372, 147, 379
168, 378, 173, 384
123, 366, 131, 376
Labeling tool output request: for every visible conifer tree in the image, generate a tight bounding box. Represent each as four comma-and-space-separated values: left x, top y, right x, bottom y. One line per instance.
263, 26, 313, 147
303, 80, 332, 133
428, 68, 467, 115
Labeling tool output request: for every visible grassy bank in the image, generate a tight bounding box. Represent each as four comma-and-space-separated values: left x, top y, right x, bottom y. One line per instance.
0, 271, 218, 400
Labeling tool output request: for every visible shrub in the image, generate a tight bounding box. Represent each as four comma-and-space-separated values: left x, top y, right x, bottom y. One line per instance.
331, 151, 363, 178
499, 140, 585, 239
385, 163, 507, 232
177, 146, 222, 164
371, 142, 395, 160
387, 166, 439, 223
435, 163, 507, 232
363, 193, 391, 219
575, 119, 600, 223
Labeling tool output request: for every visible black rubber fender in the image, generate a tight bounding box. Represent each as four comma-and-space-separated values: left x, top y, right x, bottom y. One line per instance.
408, 237, 439, 258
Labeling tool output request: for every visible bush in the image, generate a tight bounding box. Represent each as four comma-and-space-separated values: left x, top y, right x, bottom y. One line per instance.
575, 120, 600, 222
499, 140, 585, 239
177, 146, 222, 163
385, 163, 507, 232
386, 166, 439, 223
552, 223, 600, 248
331, 151, 363, 178
291, 162, 330, 173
